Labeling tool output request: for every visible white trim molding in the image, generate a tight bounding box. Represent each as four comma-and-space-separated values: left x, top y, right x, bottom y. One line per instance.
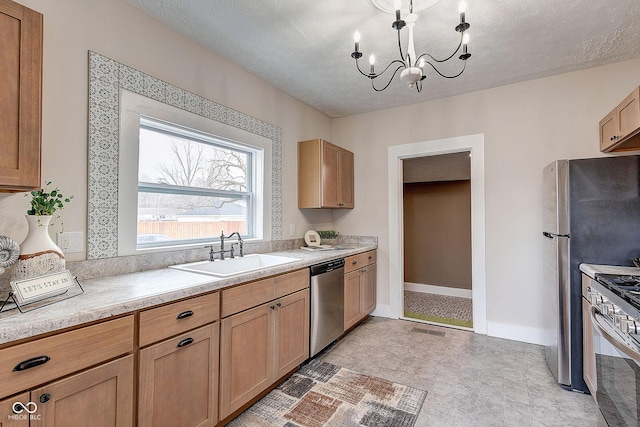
404, 282, 473, 299
388, 134, 487, 334
487, 322, 545, 346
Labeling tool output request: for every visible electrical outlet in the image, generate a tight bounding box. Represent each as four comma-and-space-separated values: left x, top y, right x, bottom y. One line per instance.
57, 231, 84, 253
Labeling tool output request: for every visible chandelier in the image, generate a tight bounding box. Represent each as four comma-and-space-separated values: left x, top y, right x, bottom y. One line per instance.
351, 0, 472, 92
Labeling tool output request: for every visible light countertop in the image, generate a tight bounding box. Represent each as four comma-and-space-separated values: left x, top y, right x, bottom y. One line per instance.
580, 263, 640, 279
0, 245, 376, 345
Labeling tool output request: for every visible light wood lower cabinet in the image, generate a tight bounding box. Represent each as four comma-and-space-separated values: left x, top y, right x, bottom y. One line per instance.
31, 355, 134, 427
219, 288, 309, 419
344, 251, 377, 331
138, 324, 219, 427
582, 275, 597, 397
0, 393, 29, 426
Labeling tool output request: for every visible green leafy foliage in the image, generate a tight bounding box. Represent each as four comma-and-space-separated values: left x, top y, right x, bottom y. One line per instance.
317, 230, 339, 239
25, 181, 74, 216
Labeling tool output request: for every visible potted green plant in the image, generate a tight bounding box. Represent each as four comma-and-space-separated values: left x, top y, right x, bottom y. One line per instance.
317, 230, 339, 246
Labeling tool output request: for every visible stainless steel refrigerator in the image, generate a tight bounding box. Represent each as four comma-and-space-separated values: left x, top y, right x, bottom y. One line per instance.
543, 156, 640, 392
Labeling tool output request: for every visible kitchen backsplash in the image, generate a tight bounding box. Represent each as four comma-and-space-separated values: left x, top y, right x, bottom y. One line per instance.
0, 235, 377, 292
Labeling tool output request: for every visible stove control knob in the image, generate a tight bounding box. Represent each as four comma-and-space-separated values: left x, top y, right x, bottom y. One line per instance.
622, 320, 640, 335
591, 294, 607, 306
615, 314, 632, 329
601, 303, 616, 316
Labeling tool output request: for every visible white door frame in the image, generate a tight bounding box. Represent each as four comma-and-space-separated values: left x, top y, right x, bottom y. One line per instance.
387, 134, 487, 334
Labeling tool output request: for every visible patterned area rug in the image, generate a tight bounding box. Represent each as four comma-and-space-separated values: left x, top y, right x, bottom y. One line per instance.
404, 290, 473, 328
228, 360, 427, 427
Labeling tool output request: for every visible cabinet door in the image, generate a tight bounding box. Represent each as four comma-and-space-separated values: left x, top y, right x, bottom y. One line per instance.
321, 141, 340, 207
219, 304, 273, 419
599, 108, 618, 152
337, 148, 354, 208
0, 0, 42, 191
274, 289, 309, 379
582, 298, 596, 396
618, 87, 640, 139
30, 355, 133, 427
138, 324, 219, 427
0, 393, 29, 426
344, 270, 362, 331
361, 264, 377, 316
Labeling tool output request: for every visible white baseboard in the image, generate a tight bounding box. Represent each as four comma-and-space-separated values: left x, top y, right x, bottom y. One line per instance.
486, 321, 545, 346
404, 282, 472, 299
371, 304, 391, 318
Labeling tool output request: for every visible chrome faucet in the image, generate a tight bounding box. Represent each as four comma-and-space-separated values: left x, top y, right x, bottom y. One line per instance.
206, 231, 243, 261
226, 231, 244, 257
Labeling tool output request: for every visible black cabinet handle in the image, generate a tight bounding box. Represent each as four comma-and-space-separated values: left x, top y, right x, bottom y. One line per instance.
276, 302, 282, 308
270, 305, 275, 310
176, 310, 194, 320
13, 356, 51, 372
177, 338, 194, 348
352, 261, 357, 265
368, 256, 372, 260
39, 393, 51, 403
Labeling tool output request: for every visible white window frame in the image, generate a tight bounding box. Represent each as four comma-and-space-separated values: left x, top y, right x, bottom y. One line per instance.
118, 90, 272, 256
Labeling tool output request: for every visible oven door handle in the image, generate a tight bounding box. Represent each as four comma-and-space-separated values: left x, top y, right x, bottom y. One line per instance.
591, 306, 640, 364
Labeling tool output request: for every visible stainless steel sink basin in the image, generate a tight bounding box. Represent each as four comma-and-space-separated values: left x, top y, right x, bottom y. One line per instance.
170, 254, 301, 277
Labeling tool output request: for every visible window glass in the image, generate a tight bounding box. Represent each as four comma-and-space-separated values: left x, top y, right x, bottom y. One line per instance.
137, 118, 254, 248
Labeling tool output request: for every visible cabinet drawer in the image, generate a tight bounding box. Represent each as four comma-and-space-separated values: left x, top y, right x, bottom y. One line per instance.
344, 250, 376, 274
275, 269, 309, 298
222, 278, 274, 318
139, 292, 220, 347
0, 315, 134, 399
222, 269, 309, 318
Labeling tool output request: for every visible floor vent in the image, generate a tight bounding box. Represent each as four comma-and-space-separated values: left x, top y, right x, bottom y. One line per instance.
410, 327, 445, 337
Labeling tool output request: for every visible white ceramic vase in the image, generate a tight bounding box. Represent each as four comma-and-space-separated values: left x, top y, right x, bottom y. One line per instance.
11, 215, 65, 280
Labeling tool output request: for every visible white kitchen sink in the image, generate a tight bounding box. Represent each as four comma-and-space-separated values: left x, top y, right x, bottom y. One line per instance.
170, 254, 301, 277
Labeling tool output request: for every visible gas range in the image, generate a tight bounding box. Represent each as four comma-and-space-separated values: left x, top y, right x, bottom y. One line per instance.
595, 274, 640, 317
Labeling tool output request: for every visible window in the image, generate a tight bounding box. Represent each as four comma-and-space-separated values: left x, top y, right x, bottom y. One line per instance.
136, 117, 258, 248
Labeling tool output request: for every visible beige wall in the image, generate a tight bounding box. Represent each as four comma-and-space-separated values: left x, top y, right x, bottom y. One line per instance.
0, 0, 333, 260
331, 58, 640, 340
403, 181, 472, 290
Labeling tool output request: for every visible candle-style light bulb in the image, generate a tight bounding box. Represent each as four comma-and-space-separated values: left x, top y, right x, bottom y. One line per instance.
462, 33, 469, 54
354, 31, 360, 53
394, 0, 401, 22
458, 1, 467, 23
369, 54, 376, 75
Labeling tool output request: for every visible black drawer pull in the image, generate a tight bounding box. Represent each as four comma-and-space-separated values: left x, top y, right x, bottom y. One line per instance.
352, 261, 357, 265
176, 310, 194, 320
276, 302, 282, 308
368, 256, 372, 260
270, 305, 275, 310
177, 338, 194, 348
13, 356, 51, 372
39, 393, 51, 403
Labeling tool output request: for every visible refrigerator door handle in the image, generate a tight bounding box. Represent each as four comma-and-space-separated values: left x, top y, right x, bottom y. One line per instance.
543, 232, 570, 239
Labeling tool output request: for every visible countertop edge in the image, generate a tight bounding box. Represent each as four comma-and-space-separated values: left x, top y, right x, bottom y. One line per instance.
579, 263, 640, 279
0, 245, 376, 345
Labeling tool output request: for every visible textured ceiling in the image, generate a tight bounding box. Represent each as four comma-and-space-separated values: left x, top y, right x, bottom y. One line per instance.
122, 0, 640, 118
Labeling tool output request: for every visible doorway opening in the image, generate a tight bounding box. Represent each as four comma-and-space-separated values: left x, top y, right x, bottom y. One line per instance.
387, 134, 486, 334
403, 153, 472, 329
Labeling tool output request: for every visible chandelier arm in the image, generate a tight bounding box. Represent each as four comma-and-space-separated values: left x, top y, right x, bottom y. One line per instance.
372, 65, 405, 91
354, 58, 373, 78
416, 36, 463, 64
423, 59, 467, 79
376, 59, 407, 79
397, 29, 405, 63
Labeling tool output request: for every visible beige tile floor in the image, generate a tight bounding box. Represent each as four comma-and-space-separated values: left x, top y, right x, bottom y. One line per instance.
318, 317, 599, 427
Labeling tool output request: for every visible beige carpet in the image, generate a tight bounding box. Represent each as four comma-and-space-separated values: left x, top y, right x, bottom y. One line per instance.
228, 359, 427, 427
404, 290, 473, 328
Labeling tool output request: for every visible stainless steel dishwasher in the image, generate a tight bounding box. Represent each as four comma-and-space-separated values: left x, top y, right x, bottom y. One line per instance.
309, 258, 345, 357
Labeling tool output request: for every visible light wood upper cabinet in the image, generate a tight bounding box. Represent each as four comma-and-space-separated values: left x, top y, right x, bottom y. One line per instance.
600, 86, 640, 152
0, 0, 42, 192
298, 139, 354, 209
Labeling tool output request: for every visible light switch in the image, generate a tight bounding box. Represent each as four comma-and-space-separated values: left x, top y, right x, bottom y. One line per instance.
289, 224, 296, 236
